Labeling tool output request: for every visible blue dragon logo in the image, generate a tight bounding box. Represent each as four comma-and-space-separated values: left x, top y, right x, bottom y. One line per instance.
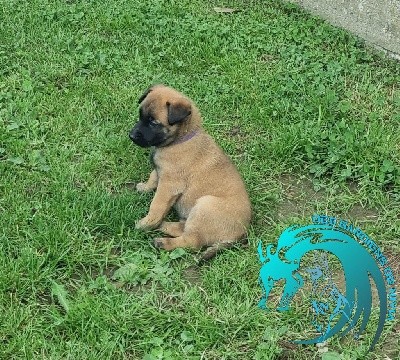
257, 224, 388, 349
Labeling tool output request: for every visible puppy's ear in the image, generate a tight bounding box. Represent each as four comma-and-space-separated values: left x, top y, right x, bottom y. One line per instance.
167, 99, 192, 125
138, 87, 153, 104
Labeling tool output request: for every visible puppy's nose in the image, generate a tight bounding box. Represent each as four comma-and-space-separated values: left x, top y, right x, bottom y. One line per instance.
129, 131, 139, 141
129, 131, 143, 142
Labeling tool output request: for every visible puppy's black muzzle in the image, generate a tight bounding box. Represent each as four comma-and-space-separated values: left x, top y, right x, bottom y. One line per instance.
129, 121, 168, 148
129, 128, 147, 148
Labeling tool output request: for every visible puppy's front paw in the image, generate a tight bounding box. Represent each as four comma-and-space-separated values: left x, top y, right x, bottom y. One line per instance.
136, 182, 149, 193
135, 215, 160, 230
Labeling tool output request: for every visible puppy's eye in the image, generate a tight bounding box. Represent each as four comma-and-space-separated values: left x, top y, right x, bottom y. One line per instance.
148, 116, 156, 124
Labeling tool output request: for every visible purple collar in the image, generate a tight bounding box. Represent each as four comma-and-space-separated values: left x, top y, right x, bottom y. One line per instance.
170, 130, 199, 145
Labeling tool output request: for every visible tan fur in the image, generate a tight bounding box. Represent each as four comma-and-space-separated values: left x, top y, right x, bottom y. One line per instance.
134, 85, 251, 254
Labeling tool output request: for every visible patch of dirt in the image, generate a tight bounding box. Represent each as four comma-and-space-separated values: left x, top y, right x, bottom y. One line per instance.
276, 174, 381, 224
276, 174, 325, 219
107, 181, 137, 195
120, 182, 137, 191
385, 250, 400, 281
277, 341, 314, 360
226, 125, 250, 141
68, 262, 125, 289
346, 204, 379, 222
182, 265, 202, 285
259, 54, 278, 63
228, 126, 242, 137
347, 181, 359, 193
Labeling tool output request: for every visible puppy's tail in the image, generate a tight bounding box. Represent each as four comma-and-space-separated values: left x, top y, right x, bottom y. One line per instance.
198, 238, 248, 265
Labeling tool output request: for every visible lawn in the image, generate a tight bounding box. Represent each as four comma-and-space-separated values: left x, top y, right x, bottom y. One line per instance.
0, 0, 399, 359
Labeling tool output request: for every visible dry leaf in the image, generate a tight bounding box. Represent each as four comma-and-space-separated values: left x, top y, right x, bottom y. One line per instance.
213, 7, 239, 14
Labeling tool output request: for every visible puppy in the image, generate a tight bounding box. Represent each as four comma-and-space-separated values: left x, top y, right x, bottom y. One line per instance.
129, 85, 251, 260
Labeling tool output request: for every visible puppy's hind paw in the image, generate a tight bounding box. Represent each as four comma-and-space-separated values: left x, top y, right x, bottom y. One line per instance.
136, 182, 149, 192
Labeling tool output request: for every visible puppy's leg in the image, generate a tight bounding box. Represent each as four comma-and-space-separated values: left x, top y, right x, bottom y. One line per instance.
160, 195, 247, 251
154, 233, 202, 251
159, 221, 185, 237
136, 180, 181, 230
136, 169, 158, 193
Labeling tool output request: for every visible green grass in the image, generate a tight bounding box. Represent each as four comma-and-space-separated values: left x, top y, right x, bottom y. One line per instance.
1, 0, 399, 359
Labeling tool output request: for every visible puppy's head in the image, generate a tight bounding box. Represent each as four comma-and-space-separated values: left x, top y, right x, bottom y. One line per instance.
129, 85, 195, 148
